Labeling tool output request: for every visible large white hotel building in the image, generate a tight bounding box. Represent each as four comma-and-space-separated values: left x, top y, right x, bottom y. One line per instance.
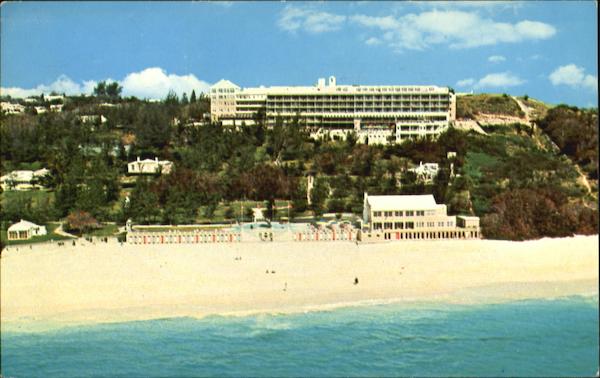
210, 76, 456, 143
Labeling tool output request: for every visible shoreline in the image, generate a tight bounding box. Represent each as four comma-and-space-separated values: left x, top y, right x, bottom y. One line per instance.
2, 235, 598, 331
2, 280, 597, 333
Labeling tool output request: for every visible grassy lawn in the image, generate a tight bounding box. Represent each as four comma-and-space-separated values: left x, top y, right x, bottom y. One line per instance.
195, 200, 296, 223
2, 222, 74, 246
87, 223, 120, 237
0, 190, 54, 207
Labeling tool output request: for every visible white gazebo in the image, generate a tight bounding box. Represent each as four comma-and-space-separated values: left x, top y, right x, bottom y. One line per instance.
7, 219, 47, 240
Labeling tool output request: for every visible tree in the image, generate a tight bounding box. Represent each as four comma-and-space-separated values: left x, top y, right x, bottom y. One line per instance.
310, 177, 329, 217
181, 92, 189, 105
165, 90, 179, 106
0, 192, 33, 223
128, 176, 161, 224
224, 206, 235, 221
66, 210, 100, 234
190, 90, 197, 103
93, 81, 107, 97
134, 104, 171, 151
266, 200, 277, 221
106, 82, 122, 99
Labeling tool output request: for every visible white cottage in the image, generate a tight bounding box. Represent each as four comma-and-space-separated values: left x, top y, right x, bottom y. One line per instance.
0, 168, 50, 191
127, 157, 173, 175
7, 219, 47, 240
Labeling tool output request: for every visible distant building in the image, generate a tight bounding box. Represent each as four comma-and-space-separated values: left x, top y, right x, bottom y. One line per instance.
127, 157, 173, 175
0, 169, 50, 191
210, 76, 456, 142
79, 115, 107, 124
360, 193, 480, 241
408, 162, 440, 184
1, 102, 25, 114
44, 94, 64, 102
7, 219, 47, 240
34, 106, 47, 114
50, 104, 63, 112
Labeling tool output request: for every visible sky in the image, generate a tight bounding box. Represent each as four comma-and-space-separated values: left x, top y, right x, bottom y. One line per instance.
0, 1, 597, 107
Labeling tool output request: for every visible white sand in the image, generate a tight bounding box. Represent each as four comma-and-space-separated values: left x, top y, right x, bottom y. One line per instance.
1, 235, 598, 328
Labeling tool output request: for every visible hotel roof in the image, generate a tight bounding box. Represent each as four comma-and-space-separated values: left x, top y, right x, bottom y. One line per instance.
366, 194, 439, 211
8, 219, 44, 232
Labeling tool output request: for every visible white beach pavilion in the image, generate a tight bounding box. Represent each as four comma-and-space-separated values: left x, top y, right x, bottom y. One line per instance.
7, 219, 47, 240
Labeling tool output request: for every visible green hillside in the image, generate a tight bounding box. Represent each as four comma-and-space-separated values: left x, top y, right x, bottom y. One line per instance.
456, 93, 524, 118
1, 90, 597, 243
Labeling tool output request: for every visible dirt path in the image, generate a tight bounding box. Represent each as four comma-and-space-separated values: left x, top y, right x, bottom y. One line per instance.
512, 96, 533, 127
574, 163, 594, 196
54, 222, 78, 239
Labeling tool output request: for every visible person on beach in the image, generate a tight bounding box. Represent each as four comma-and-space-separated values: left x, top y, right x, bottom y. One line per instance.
354, 277, 359, 285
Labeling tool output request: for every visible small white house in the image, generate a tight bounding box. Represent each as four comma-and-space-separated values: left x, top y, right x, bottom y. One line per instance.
50, 104, 63, 112
79, 115, 107, 124
408, 162, 440, 184
7, 219, 47, 240
1, 102, 25, 114
34, 106, 47, 114
0, 168, 50, 191
127, 157, 173, 175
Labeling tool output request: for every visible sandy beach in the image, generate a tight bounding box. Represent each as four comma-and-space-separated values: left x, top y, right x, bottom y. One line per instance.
1, 235, 598, 329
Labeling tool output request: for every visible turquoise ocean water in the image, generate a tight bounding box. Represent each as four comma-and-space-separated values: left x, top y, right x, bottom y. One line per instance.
1, 296, 598, 377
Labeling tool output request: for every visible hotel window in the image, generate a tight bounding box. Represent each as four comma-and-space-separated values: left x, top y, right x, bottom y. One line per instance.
384, 222, 393, 229
417, 222, 425, 228
373, 211, 382, 217
406, 222, 414, 229
384, 211, 393, 217
427, 222, 435, 227
447, 221, 454, 227
438, 221, 444, 227
417, 211, 425, 216
373, 223, 382, 230
406, 211, 414, 216
394, 222, 403, 229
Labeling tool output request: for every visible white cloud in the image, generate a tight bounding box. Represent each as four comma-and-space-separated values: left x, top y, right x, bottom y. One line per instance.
350, 10, 556, 51
488, 55, 506, 63
549, 64, 597, 91
215, 1, 233, 8
0, 67, 212, 99
365, 37, 382, 46
418, 1, 523, 11
120, 67, 211, 99
475, 72, 525, 88
456, 72, 525, 89
456, 78, 475, 87
278, 6, 346, 34
0, 75, 96, 98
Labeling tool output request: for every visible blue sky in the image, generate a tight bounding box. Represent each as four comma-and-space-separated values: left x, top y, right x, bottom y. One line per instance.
1, 1, 597, 106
